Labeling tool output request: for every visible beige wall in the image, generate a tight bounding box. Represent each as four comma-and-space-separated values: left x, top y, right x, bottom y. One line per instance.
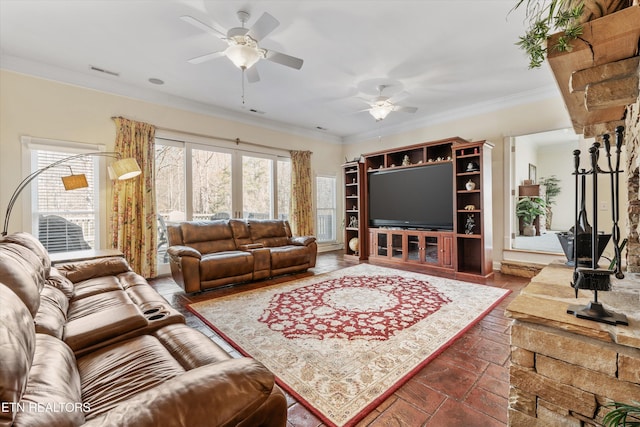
1, 69, 576, 266
0, 70, 344, 246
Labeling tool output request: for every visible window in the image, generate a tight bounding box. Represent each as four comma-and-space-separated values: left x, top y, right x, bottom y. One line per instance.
316, 175, 337, 243
24, 138, 101, 253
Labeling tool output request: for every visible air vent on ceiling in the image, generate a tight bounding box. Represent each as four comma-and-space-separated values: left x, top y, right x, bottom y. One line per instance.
89, 65, 120, 77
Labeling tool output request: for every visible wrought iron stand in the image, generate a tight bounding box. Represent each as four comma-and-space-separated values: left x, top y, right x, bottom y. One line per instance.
567, 127, 628, 326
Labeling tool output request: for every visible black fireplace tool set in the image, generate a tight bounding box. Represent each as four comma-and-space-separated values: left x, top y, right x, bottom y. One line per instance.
567, 126, 628, 326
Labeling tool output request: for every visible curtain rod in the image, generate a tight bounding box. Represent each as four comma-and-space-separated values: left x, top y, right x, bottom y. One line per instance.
111, 117, 312, 154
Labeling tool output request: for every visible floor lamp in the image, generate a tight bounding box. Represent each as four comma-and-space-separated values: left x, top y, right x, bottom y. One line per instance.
2, 151, 141, 237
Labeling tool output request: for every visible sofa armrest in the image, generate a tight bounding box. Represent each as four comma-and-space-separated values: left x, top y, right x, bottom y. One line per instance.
167, 246, 202, 293
290, 236, 316, 246
167, 245, 201, 259
81, 358, 287, 427
64, 304, 148, 352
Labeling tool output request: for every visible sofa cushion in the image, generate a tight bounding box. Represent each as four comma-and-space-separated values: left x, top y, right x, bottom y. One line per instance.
0, 242, 46, 317
13, 333, 85, 427
46, 267, 74, 299
248, 220, 292, 247
0, 283, 35, 427
269, 245, 311, 270
229, 219, 253, 247
79, 359, 283, 427
70, 275, 124, 301
1, 231, 51, 277
200, 251, 254, 281
180, 220, 237, 254
57, 256, 131, 284
34, 284, 69, 339
67, 290, 131, 322
78, 334, 186, 421
153, 323, 232, 369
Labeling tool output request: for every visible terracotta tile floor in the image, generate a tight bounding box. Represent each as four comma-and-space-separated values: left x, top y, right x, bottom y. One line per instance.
148, 251, 529, 427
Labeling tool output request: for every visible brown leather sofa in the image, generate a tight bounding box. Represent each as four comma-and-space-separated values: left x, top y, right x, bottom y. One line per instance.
0, 232, 287, 427
167, 219, 317, 293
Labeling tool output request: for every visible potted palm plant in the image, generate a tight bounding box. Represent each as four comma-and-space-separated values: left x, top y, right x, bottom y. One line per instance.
516, 196, 547, 236
511, 0, 631, 68
539, 175, 561, 229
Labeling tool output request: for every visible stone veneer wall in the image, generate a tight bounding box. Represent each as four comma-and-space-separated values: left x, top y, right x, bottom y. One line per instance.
626, 98, 640, 272
509, 321, 640, 426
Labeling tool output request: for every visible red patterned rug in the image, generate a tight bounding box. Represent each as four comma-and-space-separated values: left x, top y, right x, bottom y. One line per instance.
188, 264, 510, 427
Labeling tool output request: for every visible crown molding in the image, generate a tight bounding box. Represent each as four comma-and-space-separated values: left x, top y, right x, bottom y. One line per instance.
341, 85, 562, 144
0, 55, 343, 145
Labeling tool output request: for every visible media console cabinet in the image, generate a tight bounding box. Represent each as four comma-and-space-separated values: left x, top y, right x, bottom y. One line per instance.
343, 137, 494, 281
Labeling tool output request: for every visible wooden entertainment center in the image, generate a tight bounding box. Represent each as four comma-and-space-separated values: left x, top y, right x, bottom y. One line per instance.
343, 137, 494, 281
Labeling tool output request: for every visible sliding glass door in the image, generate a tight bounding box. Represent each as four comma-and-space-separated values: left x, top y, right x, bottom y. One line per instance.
155, 138, 290, 266
241, 153, 272, 219
192, 148, 232, 220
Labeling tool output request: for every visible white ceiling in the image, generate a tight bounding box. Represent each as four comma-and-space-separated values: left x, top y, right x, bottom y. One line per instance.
0, 0, 561, 144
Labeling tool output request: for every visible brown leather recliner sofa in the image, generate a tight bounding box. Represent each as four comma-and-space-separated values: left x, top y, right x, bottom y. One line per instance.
167, 219, 317, 293
0, 232, 287, 427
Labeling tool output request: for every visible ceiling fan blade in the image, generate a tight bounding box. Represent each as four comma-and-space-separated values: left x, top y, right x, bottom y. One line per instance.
388, 91, 410, 104
246, 66, 260, 83
180, 15, 227, 39
187, 51, 226, 64
354, 96, 373, 105
394, 106, 418, 113
246, 12, 279, 41
265, 50, 304, 70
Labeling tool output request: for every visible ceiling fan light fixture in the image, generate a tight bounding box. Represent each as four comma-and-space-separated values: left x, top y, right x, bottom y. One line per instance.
225, 36, 264, 69
369, 102, 394, 121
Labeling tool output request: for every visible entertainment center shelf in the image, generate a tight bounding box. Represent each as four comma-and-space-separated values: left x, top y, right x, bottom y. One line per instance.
344, 136, 493, 281
365, 142, 452, 171
343, 161, 366, 260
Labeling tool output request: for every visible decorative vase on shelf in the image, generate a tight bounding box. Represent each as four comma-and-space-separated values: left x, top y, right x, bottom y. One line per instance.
465, 179, 476, 191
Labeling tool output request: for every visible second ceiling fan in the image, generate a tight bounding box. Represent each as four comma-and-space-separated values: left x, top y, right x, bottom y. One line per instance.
362, 85, 418, 121
181, 10, 304, 83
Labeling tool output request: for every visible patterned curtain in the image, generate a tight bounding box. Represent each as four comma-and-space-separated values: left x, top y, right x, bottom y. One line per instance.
110, 117, 157, 278
289, 150, 313, 236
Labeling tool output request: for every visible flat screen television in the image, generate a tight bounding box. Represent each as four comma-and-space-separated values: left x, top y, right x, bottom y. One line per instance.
368, 162, 454, 230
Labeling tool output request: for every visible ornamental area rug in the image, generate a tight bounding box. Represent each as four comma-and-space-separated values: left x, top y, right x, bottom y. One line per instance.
187, 264, 510, 427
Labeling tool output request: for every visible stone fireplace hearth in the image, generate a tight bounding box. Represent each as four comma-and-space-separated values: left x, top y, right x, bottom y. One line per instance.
505, 262, 640, 425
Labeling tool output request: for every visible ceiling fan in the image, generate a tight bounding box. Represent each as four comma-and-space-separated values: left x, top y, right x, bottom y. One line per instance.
181, 10, 304, 83
362, 85, 418, 121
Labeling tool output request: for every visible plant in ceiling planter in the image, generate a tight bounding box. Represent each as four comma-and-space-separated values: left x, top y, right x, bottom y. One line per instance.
511, 0, 632, 68
512, 0, 585, 68
602, 401, 640, 426
516, 196, 547, 236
